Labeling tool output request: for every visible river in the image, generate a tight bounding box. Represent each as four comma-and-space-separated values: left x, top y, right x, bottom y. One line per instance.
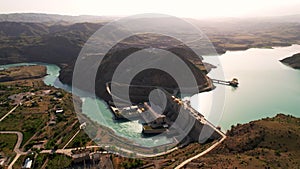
1, 44, 300, 144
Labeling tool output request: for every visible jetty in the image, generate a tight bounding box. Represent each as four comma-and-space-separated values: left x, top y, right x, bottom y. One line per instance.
211, 78, 239, 87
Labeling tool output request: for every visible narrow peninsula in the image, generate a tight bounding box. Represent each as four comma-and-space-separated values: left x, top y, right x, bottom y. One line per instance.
280, 53, 300, 69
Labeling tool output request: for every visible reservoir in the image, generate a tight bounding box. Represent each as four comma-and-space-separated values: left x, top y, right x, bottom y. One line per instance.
1, 44, 300, 144
192, 44, 300, 131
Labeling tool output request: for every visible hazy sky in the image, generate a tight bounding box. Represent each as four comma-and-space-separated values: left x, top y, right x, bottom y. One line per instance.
0, 0, 299, 18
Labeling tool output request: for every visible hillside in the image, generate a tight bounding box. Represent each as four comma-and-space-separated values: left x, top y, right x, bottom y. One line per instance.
0, 21, 102, 65
1, 14, 300, 101
280, 53, 300, 69
0, 21, 213, 102
185, 114, 300, 169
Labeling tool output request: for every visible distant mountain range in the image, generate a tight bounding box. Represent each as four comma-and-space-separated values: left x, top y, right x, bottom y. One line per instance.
261, 14, 300, 23
0, 21, 103, 37
0, 13, 117, 24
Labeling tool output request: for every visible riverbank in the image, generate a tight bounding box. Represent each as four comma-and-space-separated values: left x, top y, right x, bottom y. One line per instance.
0, 65, 46, 82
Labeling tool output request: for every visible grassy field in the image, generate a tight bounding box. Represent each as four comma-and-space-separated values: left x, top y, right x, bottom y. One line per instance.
65, 130, 94, 149
0, 134, 17, 162
0, 112, 48, 147
46, 154, 72, 169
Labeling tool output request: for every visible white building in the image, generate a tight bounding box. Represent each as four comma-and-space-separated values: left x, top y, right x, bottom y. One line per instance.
55, 109, 64, 113
22, 158, 32, 169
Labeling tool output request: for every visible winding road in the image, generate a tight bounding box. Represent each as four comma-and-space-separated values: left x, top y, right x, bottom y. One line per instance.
41, 145, 178, 158
0, 131, 27, 169
174, 119, 227, 169
0, 103, 27, 168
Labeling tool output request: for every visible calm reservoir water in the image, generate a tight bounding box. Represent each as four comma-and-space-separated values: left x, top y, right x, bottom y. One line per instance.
192, 44, 300, 131
1, 44, 299, 142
